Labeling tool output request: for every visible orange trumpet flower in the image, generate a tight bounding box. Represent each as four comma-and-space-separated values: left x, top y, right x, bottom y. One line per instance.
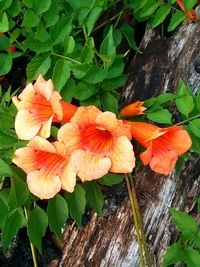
120, 101, 146, 117
12, 75, 77, 140
176, 0, 198, 22
12, 136, 77, 199
128, 122, 192, 175
58, 106, 135, 182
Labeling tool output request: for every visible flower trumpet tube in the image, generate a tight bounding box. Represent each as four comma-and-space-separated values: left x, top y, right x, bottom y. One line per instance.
12, 136, 77, 199
127, 122, 192, 175
120, 101, 146, 117
58, 106, 135, 182
12, 75, 77, 140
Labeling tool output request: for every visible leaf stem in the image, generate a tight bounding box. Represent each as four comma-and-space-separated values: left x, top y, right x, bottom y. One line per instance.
50, 52, 82, 65
128, 174, 152, 267
125, 175, 145, 267
175, 113, 200, 125
24, 207, 38, 267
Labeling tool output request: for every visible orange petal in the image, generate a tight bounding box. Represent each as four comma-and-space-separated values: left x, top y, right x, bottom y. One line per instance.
140, 146, 152, 166
14, 110, 41, 140
60, 165, 76, 193
109, 136, 135, 173
95, 112, 118, 132
12, 147, 38, 173
50, 91, 62, 120
120, 101, 146, 117
37, 115, 53, 139
12, 84, 36, 110
130, 122, 165, 146
58, 122, 81, 154
28, 136, 56, 153
71, 106, 101, 127
150, 148, 178, 175
70, 149, 111, 182
164, 127, 192, 156
27, 170, 61, 199
34, 75, 54, 100
60, 101, 78, 122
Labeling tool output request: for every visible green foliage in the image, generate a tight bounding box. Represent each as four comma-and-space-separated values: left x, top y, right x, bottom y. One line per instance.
98, 173, 124, 186
163, 205, 200, 267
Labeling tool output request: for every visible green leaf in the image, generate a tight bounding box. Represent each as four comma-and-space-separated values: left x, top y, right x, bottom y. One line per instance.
0, 35, 9, 50
47, 194, 68, 240
43, 2, 59, 27
86, 6, 103, 36
139, 0, 159, 18
2, 209, 23, 251
21, 10, 40, 28
186, 127, 200, 154
0, 129, 17, 148
83, 65, 106, 84
0, 196, 9, 228
64, 36, 75, 55
100, 26, 116, 68
72, 82, 99, 101
147, 108, 172, 124
0, 54, 12, 75
189, 119, 200, 137
81, 37, 94, 64
65, 184, 86, 227
150, 5, 171, 28
106, 57, 124, 79
23, 37, 52, 53
156, 93, 176, 104
168, 10, 186, 32
8, 176, 29, 209
27, 206, 48, 253
184, 247, 200, 267
102, 75, 125, 90
183, 0, 198, 11
32, 0, 51, 14
0, 12, 9, 32
196, 89, 200, 111
101, 91, 119, 114
163, 242, 185, 266
0, 159, 13, 176
52, 59, 71, 91
26, 54, 51, 81
7, 0, 21, 18
175, 80, 194, 117
120, 24, 141, 53
170, 208, 198, 236
83, 181, 104, 216
0, 0, 12, 10
98, 173, 124, 186
50, 17, 72, 45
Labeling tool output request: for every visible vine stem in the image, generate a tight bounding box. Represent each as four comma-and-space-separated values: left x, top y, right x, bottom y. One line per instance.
24, 207, 38, 267
126, 174, 152, 267
125, 175, 145, 267
50, 52, 82, 65
175, 113, 200, 126
128, 173, 152, 267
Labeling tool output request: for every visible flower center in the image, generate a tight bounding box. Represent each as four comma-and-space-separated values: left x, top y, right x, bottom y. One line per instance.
81, 125, 113, 154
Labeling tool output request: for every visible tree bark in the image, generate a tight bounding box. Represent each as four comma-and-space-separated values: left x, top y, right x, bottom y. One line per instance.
59, 12, 200, 267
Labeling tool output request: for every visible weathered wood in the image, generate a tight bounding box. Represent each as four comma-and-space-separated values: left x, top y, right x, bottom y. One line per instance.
59, 11, 200, 267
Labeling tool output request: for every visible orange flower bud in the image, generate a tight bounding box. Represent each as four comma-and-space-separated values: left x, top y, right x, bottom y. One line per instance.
120, 101, 146, 117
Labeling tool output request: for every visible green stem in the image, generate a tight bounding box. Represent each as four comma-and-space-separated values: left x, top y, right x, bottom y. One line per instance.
128, 174, 152, 267
0, 177, 5, 190
125, 175, 145, 267
24, 207, 38, 267
7, 31, 26, 53
50, 52, 82, 65
83, 24, 88, 40
175, 113, 200, 126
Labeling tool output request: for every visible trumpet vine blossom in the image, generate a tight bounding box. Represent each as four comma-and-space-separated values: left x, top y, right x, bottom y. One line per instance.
128, 122, 192, 175
120, 101, 146, 117
12, 75, 77, 140
12, 136, 76, 199
58, 106, 135, 182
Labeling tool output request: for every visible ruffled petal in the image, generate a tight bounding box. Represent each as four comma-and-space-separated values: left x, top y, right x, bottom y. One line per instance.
70, 149, 111, 182
150, 148, 178, 175
58, 122, 81, 153
34, 75, 54, 100
28, 136, 56, 153
12, 83, 36, 110
37, 115, 53, 139
71, 106, 101, 127
95, 112, 118, 131
12, 147, 38, 173
60, 165, 77, 192
109, 136, 135, 173
50, 91, 63, 120
14, 110, 41, 140
140, 146, 152, 166
27, 170, 61, 199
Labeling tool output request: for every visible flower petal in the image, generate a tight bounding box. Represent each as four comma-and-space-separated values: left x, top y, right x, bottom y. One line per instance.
14, 110, 41, 140
58, 122, 81, 153
95, 112, 118, 131
34, 75, 54, 100
60, 165, 76, 192
70, 149, 111, 182
120, 101, 146, 117
27, 170, 61, 199
12, 83, 36, 110
109, 136, 135, 173
71, 106, 101, 127
28, 136, 56, 153
140, 146, 153, 166
37, 115, 53, 139
50, 91, 63, 120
